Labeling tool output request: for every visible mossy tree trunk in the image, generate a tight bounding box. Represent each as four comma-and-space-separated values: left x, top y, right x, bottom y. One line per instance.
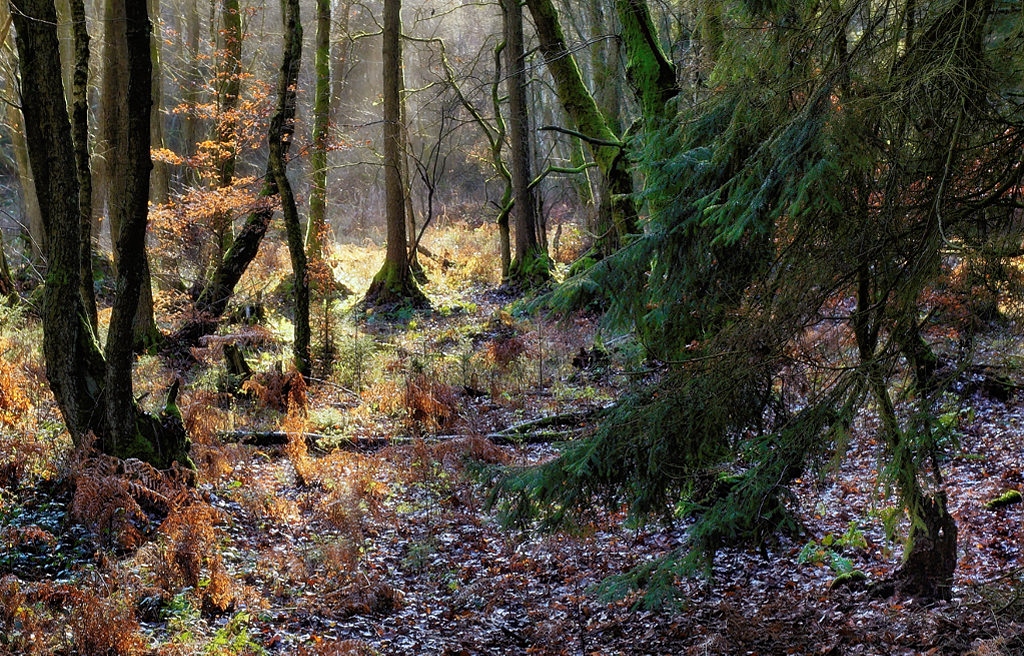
306, 0, 330, 263
503, 0, 549, 287
524, 0, 636, 257
12, 0, 190, 469
854, 262, 957, 599
69, 0, 98, 333
363, 0, 426, 308
615, 0, 677, 127
270, 0, 311, 377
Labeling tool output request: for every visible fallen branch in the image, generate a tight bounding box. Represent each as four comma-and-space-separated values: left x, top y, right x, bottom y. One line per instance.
218, 428, 580, 451
495, 408, 605, 436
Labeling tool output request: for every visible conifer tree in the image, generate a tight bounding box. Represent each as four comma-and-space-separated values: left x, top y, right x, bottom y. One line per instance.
496, 0, 1024, 603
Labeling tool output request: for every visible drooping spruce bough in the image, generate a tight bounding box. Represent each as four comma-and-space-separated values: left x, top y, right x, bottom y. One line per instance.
492, 0, 1024, 605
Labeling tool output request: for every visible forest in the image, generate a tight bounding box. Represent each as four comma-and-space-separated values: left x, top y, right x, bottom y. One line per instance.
0, 0, 1023, 653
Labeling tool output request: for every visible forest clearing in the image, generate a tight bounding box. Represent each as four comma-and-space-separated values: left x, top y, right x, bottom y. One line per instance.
1, 0, 1023, 653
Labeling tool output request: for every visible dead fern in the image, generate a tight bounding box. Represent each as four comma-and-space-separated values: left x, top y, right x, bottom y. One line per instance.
0, 350, 30, 429
486, 334, 527, 370
295, 638, 380, 655
153, 502, 224, 590
64, 587, 148, 655
0, 577, 147, 656
69, 441, 194, 551
242, 369, 309, 413
404, 373, 460, 434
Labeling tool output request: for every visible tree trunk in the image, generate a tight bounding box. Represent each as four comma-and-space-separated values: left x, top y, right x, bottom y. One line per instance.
270, 0, 311, 377
897, 492, 957, 599
101, 0, 161, 352
363, 0, 426, 308
214, 0, 243, 258
615, 0, 677, 126
11, 0, 190, 469
306, 0, 330, 262
0, 235, 14, 298
105, 0, 156, 444
856, 269, 957, 600
525, 0, 637, 256
149, 0, 170, 205
99, 0, 126, 237
181, 0, 202, 182
11, 0, 105, 441
171, 0, 302, 348
0, 0, 47, 266
6, 103, 45, 265
329, 0, 353, 125
503, 0, 549, 287
400, 73, 425, 284
69, 0, 98, 333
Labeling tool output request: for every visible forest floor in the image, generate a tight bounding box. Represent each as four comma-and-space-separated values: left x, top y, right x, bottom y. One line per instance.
2, 235, 1024, 655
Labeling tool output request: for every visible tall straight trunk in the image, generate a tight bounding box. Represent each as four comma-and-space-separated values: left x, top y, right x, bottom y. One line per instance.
270, 0, 311, 376
181, 0, 202, 176
363, 0, 425, 307
585, 1, 616, 239
0, 0, 45, 264
306, 0, 330, 262
329, 0, 353, 125
214, 0, 243, 258
216, 0, 242, 188
70, 0, 98, 332
6, 103, 45, 263
105, 0, 155, 444
99, 0, 126, 236
149, 0, 170, 205
503, 0, 548, 286
101, 0, 161, 350
524, 0, 637, 256
12, 0, 105, 441
55, 0, 73, 104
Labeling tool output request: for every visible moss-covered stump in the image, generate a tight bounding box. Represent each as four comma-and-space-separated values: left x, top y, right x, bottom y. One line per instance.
831, 570, 868, 590
985, 489, 1023, 511
507, 249, 552, 289
363, 261, 428, 310
894, 493, 957, 600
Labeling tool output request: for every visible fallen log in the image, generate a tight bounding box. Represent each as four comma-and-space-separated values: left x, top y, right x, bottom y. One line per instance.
218, 428, 579, 451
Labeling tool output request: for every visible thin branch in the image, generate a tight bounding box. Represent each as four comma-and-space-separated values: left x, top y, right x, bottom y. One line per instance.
539, 124, 621, 148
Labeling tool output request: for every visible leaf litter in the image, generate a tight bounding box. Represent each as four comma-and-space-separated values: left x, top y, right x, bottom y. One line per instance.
2, 299, 1024, 655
